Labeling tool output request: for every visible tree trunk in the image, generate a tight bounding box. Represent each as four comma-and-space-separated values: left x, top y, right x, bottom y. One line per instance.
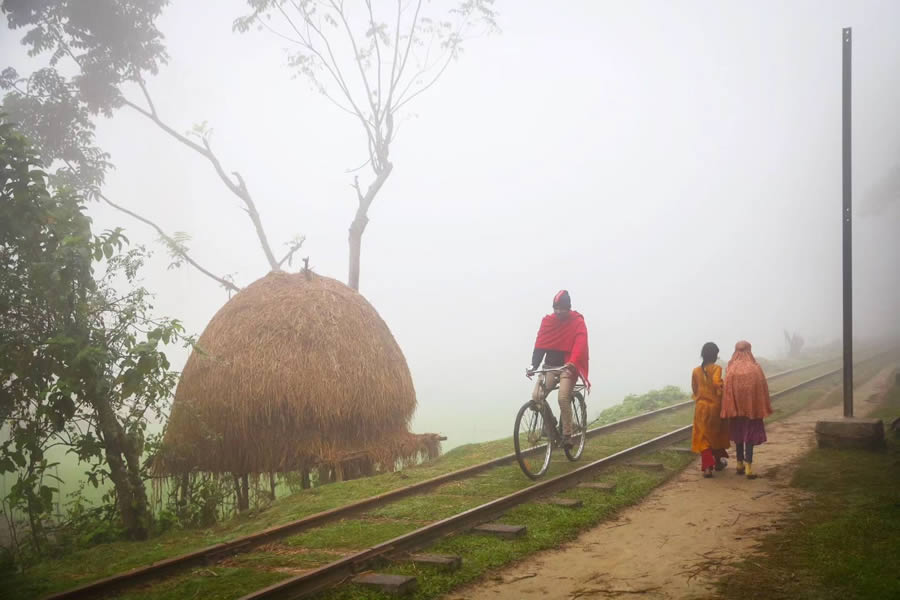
177, 473, 190, 515
233, 474, 250, 512
269, 472, 277, 500
234, 473, 250, 512
347, 216, 367, 291
181, 473, 191, 504
300, 468, 310, 490
24, 467, 44, 554
92, 396, 150, 540
347, 164, 392, 291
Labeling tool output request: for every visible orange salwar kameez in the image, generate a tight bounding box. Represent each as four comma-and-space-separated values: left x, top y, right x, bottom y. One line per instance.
691, 364, 730, 470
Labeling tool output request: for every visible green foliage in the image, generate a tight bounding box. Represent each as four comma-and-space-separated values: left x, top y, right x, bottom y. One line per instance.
60, 487, 124, 547
0, 117, 190, 565
590, 385, 688, 427
1, 66, 111, 196
1, 0, 169, 198
0, 115, 98, 560
163, 475, 231, 531
2, 1, 169, 115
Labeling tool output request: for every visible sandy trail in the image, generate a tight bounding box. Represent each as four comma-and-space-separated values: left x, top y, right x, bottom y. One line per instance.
448, 366, 897, 600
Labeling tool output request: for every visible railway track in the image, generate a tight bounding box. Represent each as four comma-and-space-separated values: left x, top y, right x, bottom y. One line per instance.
43, 353, 889, 600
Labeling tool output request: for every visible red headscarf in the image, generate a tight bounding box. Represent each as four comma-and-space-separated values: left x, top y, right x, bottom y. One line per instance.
534, 310, 590, 389
720, 341, 773, 419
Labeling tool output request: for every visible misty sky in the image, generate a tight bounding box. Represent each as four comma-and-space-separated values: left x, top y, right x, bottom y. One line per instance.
2, 1, 899, 448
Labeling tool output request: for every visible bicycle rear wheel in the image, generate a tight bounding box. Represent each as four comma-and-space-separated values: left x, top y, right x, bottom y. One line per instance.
564, 391, 587, 461
514, 401, 552, 479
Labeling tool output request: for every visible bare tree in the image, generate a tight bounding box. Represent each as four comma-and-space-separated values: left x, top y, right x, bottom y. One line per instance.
234, 0, 498, 290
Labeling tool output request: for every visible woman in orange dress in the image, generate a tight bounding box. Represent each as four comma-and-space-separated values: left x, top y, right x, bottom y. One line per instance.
691, 342, 731, 477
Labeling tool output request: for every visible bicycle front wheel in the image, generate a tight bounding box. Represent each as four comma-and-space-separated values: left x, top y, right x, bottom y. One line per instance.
564, 391, 587, 461
514, 400, 553, 480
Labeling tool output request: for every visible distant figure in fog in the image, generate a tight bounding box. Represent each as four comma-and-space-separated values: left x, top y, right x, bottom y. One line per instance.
721, 340, 773, 479
691, 342, 731, 477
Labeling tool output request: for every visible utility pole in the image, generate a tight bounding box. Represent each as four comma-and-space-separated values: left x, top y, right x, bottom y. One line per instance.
842, 27, 853, 417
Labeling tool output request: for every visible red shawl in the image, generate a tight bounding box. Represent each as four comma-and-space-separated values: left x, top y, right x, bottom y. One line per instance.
720, 341, 773, 419
534, 311, 590, 389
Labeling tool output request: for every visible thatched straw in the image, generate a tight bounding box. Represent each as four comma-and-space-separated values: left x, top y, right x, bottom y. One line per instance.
156, 271, 433, 475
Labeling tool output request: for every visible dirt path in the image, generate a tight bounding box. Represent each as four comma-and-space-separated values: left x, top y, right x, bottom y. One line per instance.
449, 366, 897, 600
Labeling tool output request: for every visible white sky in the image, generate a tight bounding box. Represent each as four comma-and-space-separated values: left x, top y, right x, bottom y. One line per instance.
3, 0, 899, 447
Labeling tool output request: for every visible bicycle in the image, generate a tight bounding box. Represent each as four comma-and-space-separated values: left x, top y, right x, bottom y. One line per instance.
514, 365, 588, 479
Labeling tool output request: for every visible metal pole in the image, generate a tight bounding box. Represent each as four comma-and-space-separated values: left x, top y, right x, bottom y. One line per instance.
842, 27, 853, 417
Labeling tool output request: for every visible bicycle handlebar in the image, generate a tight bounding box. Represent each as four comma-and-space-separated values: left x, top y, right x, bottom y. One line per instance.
527, 365, 573, 374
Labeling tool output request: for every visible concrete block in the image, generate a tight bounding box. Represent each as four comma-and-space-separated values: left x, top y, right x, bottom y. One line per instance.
472, 523, 526, 538
544, 497, 582, 508
352, 573, 417, 595
815, 417, 885, 450
407, 553, 461, 571
577, 481, 616, 492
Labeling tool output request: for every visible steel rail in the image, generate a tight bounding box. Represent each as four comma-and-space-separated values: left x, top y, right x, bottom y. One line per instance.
241, 425, 694, 600
237, 353, 888, 600
41, 354, 858, 599
766, 356, 842, 381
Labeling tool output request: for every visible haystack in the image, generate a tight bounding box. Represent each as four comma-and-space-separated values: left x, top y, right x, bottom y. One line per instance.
156, 271, 439, 476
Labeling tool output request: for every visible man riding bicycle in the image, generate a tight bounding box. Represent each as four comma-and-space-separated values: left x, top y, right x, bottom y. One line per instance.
527, 290, 590, 448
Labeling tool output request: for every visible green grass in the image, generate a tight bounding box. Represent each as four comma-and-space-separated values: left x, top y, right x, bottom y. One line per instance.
4, 357, 892, 600
116, 567, 285, 600
717, 370, 900, 600
318, 453, 693, 600
225, 546, 340, 570
283, 519, 422, 550
366, 493, 488, 521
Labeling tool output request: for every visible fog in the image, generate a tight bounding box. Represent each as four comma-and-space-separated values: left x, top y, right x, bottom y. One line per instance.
3, 1, 899, 449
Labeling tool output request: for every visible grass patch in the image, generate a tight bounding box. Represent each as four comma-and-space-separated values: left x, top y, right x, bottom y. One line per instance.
117, 567, 286, 600
367, 493, 487, 521
226, 546, 340, 570
283, 519, 422, 550
717, 370, 900, 600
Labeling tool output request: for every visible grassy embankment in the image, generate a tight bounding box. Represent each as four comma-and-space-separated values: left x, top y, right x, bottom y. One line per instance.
717, 369, 900, 600
6, 355, 880, 600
